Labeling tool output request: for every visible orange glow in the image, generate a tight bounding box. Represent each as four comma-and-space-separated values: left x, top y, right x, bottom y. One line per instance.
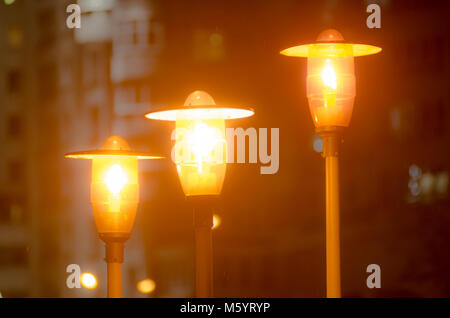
65, 136, 161, 235
145, 107, 254, 121
65, 152, 158, 160
145, 90, 254, 197
321, 59, 337, 90
137, 279, 156, 294
185, 121, 223, 174
145, 90, 253, 121
321, 59, 337, 109
90, 137, 139, 233
280, 43, 382, 57
175, 92, 227, 196
281, 29, 381, 128
105, 164, 128, 195
307, 54, 355, 127
81, 273, 98, 289
212, 214, 221, 230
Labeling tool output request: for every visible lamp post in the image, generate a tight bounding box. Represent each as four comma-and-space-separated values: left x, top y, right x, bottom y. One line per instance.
145, 90, 254, 297
65, 136, 161, 298
281, 29, 381, 298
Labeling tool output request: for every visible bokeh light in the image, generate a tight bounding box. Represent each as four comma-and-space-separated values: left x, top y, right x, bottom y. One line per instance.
313, 134, 323, 153
137, 279, 156, 294
212, 214, 221, 230
81, 273, 98, 289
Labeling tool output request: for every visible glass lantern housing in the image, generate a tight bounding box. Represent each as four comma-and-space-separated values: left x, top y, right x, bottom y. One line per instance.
280, 29, 381, 128
65, 136, 160, 237
306, 52, 355, 127
174, 92, 227, 196
91, 154, 139, 235
145, 90, 254, 197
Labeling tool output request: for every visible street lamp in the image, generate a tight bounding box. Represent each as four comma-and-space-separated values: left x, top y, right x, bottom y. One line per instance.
145, 90, 254, 297
281, 29, 381, 298
65, 136, 161, 298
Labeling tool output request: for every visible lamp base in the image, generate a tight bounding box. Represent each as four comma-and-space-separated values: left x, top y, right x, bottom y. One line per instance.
99, 232, 130, 243
316, 126, 344, 158
99, 233, 128, 298
186, 195, 220, 206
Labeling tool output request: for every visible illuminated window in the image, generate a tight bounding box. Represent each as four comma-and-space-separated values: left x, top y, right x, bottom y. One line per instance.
0, 247, 28, 266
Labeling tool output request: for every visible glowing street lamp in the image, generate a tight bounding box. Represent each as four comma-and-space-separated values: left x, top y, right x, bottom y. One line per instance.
65, 136, 161, 298
146, 90, 254, 297
281, 29, 381, 298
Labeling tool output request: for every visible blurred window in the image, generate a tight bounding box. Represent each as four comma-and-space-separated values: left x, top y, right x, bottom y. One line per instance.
38, 64, 58, 100
0, 196, 9, 222
37, 8, 56, 47
0, 199, 26, 224
7, 115, 23, 138
6, 69, 22, 94
0, 247, 28, 266
7, 160, 24, 185
90, 107, 99, 144
83, 51, 99, 85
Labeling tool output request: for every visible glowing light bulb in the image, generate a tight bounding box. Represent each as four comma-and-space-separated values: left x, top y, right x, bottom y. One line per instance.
321, 59, 337, 90
186, 122, 221, 173
105, 164, 127, 195
81, 273, 98, 289
321, 59, 337, 108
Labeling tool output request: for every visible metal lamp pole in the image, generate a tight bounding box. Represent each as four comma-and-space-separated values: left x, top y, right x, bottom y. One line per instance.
102, 235, 128, 298
189, 196, 215, 298
318, 126, 343, 298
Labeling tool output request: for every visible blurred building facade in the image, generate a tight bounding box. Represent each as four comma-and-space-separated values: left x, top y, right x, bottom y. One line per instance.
0, 0, 83, 297
0, 0, 162, 297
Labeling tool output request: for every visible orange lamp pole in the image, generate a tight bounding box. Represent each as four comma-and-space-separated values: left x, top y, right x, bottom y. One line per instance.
281, 29, 381, 298
320, 126, 343, 297
189, 196, 215, 297
65, 136, 161, 298
146, 90, 254, 297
